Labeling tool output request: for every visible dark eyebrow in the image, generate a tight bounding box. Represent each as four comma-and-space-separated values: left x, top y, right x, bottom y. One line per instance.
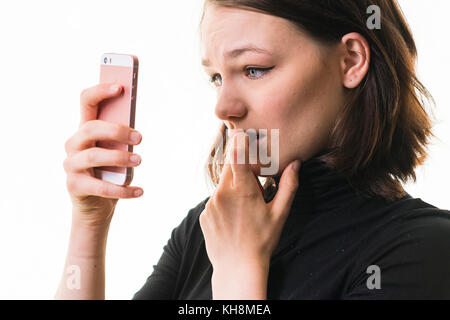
201, 45, 271, 67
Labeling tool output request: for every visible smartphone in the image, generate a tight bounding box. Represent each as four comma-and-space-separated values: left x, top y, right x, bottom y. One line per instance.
94, 53, 139, 186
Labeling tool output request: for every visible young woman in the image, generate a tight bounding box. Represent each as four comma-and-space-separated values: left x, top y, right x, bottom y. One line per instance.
56, 0, 450, 299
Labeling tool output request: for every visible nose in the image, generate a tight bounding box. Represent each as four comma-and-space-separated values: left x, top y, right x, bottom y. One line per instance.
214, 84, 247, 122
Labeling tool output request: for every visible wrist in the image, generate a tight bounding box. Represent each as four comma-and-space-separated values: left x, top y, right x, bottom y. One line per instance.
213, 257, 270, 277
211, 261, 269, 300
68, 217, 110, 260
71, 205, 114, 230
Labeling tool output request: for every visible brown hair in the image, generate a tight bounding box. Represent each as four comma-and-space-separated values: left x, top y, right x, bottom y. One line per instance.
200, 0, 437, 201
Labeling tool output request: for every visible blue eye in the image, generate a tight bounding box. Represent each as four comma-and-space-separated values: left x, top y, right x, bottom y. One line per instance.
209, 74, 222, 87
246, 66, 274, 79
208, 66, 274, 87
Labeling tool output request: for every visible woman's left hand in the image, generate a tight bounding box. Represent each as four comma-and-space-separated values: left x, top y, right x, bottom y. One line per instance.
199, 131, 301, 299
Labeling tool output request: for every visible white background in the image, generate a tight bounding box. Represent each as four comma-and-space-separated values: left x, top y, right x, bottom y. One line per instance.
0, 0, 448, 299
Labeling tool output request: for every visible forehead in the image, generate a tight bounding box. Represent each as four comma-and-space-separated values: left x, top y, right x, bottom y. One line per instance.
200, 5, 301, 62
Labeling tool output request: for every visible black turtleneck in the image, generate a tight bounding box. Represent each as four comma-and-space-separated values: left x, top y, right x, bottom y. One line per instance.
133, 151, 450, 299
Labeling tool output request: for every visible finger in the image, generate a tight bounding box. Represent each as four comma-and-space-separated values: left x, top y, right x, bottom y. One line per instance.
230, 131, 256, 189
227, 129, 264, 194
66, 173, 143, 199
269, 160, 301, 220
79, 83, 123, 127
217, 140, 234, 191
64, 148, 141, 173
65, 120, 141, 155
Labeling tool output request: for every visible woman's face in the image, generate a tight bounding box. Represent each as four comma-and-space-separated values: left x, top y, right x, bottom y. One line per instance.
200, 4, 347, 177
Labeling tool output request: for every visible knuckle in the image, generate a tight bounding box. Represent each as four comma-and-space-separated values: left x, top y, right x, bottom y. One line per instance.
86, 148, 97, 164
80, 121, 91, 138
63, 157, 71, 172
80, 88, 89, 104
117, 187, 132, 199
205, 200, 212, 211
80, 88, 86, 101
112, 149, 127, 164
64, 138, 72, 154
66, 174, 78, 193
97, 182, 110, 197
113, 123, 125, 140
213, 188, 226, 204
119, 188, 131, 198
82, 120, 101, 141
82, 120, 97, 136
207, 196, 219, 213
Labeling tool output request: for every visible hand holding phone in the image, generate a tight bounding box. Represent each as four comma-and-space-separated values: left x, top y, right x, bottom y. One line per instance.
94, 53, 139, 186
63, 54, 142, 226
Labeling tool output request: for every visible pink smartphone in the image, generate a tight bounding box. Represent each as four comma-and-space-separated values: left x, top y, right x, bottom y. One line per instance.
94, 53, 139, 186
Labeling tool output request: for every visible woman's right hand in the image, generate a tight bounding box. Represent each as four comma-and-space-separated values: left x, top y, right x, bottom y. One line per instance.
63, 83, 144, 229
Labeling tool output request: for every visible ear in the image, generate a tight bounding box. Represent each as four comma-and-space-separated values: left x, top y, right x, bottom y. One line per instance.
339, 32, 370, 89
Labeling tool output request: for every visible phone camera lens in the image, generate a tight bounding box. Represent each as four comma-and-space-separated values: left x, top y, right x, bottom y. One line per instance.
104, 57, 107, 64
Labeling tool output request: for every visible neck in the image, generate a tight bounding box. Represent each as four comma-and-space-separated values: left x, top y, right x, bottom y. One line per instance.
271, 149, 361, 214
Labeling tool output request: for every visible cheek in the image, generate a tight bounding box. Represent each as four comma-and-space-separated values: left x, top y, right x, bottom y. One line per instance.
254, 54, 341, 160
260, 67, 319, 123
265, 72, 338, 161
256, 81, 295, 125
255, 78, 308, 152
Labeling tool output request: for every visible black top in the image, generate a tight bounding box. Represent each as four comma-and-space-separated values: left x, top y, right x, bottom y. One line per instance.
132, 151, 450, 299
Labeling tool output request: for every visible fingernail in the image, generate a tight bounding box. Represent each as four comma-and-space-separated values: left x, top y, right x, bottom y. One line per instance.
111, 84, 120, 93
129, 131, 142, 144
130, 154, 141, 163
134, 189, 143, 197
292, 160, 301, 173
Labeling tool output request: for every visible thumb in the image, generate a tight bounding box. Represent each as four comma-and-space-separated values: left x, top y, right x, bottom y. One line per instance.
270, 160, 301, 220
